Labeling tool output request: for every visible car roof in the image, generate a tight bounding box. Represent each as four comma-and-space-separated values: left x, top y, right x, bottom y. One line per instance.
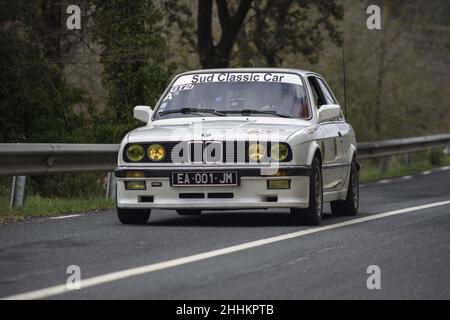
177, 68, 322, 78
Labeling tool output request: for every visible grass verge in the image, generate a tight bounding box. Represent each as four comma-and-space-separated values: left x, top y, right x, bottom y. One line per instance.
360, 153, 450, 183
0, 196, 115, 223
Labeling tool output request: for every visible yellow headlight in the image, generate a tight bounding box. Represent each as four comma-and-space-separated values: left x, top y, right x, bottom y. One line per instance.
126, 144, 145, 161
271, 143, 289, 161
248, 143, 266, 161
148, 144, 166, 161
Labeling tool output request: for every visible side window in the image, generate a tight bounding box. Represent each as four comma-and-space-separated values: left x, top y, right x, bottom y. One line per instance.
308, 77, 324, 109
316, 78, 336, 105
316, 77, 343, 121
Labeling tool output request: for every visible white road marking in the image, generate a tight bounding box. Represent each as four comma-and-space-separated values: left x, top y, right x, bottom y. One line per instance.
401, 176, 412, 180
50, 214, 82, 220
378, 179, 391, 184
422, 170, 431, 175
3, 199, 450, 300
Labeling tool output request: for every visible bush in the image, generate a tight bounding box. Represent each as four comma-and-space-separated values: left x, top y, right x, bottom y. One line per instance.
29, 173, 107, 198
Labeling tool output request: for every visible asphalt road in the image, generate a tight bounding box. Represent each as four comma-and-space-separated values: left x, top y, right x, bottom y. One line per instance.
1, 168, 449, 300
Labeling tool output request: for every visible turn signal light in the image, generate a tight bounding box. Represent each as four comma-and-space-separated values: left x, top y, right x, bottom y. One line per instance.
126, 171, 145, 178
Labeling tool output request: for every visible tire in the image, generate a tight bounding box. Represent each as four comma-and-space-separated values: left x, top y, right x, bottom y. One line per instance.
117, 208, 151, 225
291, 156, 323, 226
330, 159, 359, 216
176, 209, 202, 216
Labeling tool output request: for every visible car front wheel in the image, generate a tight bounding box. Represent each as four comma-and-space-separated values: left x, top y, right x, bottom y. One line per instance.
291, 156, 323, 226
117, 208, 151, 225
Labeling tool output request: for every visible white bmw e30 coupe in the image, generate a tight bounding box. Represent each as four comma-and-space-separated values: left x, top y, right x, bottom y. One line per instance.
115, 68, 359, 225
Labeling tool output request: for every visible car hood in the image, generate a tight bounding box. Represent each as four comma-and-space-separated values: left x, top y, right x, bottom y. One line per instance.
127, 117, 312, 143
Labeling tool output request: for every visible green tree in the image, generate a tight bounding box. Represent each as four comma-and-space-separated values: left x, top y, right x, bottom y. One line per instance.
248, 0, 343, 67
0, 0, 86, 143
193, 0, 343, 68
90, 0, 174, 142
197, 0, 253, 68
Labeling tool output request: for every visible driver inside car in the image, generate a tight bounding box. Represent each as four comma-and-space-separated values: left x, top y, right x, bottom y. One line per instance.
279, 83, 309, 118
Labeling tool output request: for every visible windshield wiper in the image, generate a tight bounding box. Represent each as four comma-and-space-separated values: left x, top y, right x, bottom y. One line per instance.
158, 107, 225, 117
218, 109, 293, 118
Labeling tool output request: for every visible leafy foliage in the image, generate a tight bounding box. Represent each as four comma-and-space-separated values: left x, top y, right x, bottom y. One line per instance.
170, 0, 343, 68
248, 0, 343, 66
0, 0, 175, 198
0, 0, 86, 143
89, 0, 175, 142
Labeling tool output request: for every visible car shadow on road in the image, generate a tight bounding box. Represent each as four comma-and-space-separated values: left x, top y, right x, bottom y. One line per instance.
147, 209, 347, 228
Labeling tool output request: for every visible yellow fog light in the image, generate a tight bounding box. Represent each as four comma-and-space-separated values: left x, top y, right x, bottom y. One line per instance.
248, 143, 266, 161
271, 143, 289, 161
125, 181, 146, 190
148, 144, 166, 161
126, 144, 145, 162
126, 171, 145, 178
267, 180, 291, 189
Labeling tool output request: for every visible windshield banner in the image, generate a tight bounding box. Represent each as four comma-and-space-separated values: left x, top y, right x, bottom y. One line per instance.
173, 72, 303, 86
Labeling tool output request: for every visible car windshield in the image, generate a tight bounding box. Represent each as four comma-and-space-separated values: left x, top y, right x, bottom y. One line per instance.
153, 72, 310, 120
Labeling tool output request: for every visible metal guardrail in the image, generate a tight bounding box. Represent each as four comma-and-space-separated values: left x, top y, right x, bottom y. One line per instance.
357, 134, 450, 160
0, 143, 119, 176
1, 134, 449, 208
0, 144, 119, 208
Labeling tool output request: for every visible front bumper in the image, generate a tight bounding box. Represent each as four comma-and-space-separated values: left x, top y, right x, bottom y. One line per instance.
115, 165, 311, 210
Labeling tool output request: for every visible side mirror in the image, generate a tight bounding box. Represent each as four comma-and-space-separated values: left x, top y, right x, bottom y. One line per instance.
134, 105, 153, 123
318, 104, 342, 123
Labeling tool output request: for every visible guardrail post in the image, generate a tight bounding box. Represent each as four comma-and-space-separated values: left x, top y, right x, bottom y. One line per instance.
380, 156, 390, 175
10, 176, 27, 209
106, 172, 116, 199
404, 153, 412, 168
444, 146, 449, 155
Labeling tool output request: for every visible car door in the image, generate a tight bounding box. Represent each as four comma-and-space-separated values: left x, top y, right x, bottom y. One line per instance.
308, 76, 345, 190
316, 76, 351, 188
